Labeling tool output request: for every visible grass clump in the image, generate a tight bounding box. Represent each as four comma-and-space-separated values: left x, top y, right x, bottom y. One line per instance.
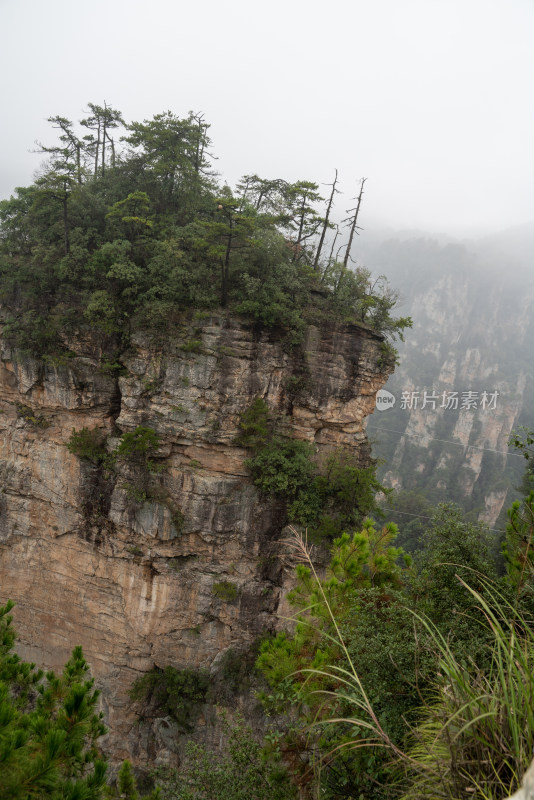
212, 580, 239, 602
400, 580, 534, 799
15, 403, 50, 429
180, 339, 203, 354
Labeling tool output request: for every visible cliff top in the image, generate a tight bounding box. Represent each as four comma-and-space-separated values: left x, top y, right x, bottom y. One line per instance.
0, 105, 410, 362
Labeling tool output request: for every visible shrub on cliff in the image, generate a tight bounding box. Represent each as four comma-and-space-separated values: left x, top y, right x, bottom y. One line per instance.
152, 715, 296, 800
116, 425, 161, 471
129, 666, 209, 732
67, 426, 109, 465
239, 398, 386, 539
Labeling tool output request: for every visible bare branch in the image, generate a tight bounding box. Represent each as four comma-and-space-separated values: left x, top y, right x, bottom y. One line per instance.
343, 178, 366, 271
313, 169, 339, 273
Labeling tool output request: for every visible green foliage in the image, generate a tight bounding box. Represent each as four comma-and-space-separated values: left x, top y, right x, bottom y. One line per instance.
3, 313, 64, 357
98, 355, 127, 375
510, 424, 534, 503
303, 450, 388, 540
116, 761, 139, 799
116, 426, 161, 471
121, 483, 149, 503
108, 759, 160, 799
0, 104, 408, 360
0, 601, 107, 799
67, 426, 108, 464
510, 425, 534, 461
106, 192, 153, 237
211, 643, 262, 699
412, 503, 499, 654
246, 437, 316, 502
340, 588, 434, 745
256, 503, 516, 799
400, 581, 534, 800
238, 400, 386, 541
15, 403, 50, 428
384, 488, 434, 552
68, 424, 165, 484
152, 716, 296, 800
502, 490, 534, 595
129, 667, 209, 732
235, 397, 271, 450
257, 523, 412, 797
180, 339, 203, 354
258, 521, 408, 689
265, 517, 534, 800
212, 581, 239, 602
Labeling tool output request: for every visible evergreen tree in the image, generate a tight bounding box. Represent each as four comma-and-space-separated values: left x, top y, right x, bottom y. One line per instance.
0, 601, 108, 799
0, 104, 411, 358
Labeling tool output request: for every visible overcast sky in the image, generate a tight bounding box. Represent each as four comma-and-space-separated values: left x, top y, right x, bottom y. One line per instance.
1, 0, 533, 236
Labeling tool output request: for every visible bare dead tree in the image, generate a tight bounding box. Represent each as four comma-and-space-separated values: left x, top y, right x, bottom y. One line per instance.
320, 224, 341, 283
313, 169, 339, 273
342, 178, 366, 270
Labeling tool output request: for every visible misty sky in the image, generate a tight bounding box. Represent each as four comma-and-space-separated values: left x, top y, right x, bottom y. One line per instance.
1, 0, 533, 235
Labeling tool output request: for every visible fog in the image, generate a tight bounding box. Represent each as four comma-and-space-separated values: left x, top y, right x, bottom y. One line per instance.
1, 0, 533, 235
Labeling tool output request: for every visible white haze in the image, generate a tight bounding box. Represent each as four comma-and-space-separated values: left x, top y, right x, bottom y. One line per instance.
1, 0, 533, 236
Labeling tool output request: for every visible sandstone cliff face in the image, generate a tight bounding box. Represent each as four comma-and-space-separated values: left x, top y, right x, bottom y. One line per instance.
0, 313, 391, 763
366, 247, 534, 526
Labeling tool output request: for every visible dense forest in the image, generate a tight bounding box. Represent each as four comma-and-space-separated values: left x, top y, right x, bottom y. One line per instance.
1, 107, 534, 800
0, 104, 410, 359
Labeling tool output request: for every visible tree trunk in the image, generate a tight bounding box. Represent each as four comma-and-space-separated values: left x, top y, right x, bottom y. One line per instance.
343, 178, 366, 270
94, 120, 100, 178
294, 192, 308, 260
321, 225, 340, 283
313, 169, 338, 273
62, 191, 70, 255
76, 144, 82, 184
221, 224, 233, 307
101, 119, 106, 174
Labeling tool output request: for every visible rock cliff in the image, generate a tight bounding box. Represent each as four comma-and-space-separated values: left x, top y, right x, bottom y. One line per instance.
0, 312, 391, 763
363, 234, 534, 527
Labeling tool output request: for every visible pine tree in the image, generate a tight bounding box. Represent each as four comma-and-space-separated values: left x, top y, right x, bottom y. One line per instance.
0, 601, 108, 798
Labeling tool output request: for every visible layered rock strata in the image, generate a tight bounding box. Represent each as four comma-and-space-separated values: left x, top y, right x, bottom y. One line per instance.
0, 313, 391, 761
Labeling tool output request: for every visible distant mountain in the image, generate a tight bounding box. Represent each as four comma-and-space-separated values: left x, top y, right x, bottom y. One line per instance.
362, 227, 534, 533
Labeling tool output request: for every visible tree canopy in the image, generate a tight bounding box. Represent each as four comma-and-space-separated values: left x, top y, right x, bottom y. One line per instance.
0, 105, 411, 357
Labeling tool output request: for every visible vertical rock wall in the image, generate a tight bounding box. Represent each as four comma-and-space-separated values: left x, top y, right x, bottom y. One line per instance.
0, 313, 392, 761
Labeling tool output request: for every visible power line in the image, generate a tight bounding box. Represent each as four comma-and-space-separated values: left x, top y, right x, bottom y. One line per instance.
366, 424, 524, 459
383, 506, 506, 535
